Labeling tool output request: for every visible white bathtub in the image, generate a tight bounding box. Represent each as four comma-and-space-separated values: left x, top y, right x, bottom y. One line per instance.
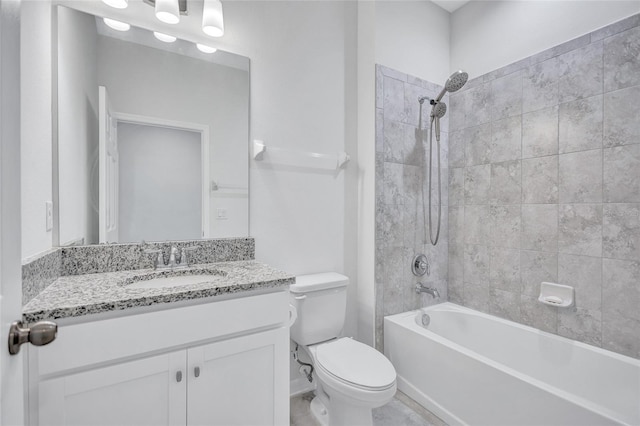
384, 303, 640, 426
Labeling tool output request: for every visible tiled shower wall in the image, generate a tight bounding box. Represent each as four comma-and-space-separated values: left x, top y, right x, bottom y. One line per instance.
374, 65, 449, 350
448, 14, 640, 359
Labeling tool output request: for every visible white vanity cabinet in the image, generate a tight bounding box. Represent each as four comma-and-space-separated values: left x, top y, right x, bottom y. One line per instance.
28, 291, 290, 426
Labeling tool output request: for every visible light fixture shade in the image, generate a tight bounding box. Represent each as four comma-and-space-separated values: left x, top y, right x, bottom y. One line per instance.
202, 0, 224, 37
101, 0, 128, 9
155, 0, 180, 24
103, 18, 130, 32
196, 43, 217, 54
153, 32, 177, 43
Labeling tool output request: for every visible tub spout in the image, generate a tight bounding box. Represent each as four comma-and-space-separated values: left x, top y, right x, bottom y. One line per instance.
416, 283, 439, 298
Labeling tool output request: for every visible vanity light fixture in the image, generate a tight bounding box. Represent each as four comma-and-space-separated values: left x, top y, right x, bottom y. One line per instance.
196, 43, 217, 53
102, 0, 129, 9
103, 18, 131, 31
202, 0, 224, 37
155, 0, 180, 24
153, 31, 177, 43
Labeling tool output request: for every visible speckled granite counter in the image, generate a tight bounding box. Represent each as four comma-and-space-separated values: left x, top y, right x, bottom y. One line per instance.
23, 261, 294, 323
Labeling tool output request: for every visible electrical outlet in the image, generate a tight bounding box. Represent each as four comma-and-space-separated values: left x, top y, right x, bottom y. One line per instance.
45, 201, 53, 231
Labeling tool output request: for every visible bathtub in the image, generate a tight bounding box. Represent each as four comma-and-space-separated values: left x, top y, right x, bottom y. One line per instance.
384, 303, 640, 426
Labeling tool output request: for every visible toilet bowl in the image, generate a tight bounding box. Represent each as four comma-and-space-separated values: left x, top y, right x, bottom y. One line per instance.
290, 273, 397, 426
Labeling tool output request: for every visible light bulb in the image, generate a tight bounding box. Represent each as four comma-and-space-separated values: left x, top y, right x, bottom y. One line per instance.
153, 32, 177, 43
103, 18, 130, 32
101, 0, 128, 9
155, 0, 180, 24
202, 0, 224, 37
196, 43, 217, 54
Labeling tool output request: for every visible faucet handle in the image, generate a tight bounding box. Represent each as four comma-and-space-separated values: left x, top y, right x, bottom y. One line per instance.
143, 249, 164, 269
179, 246, 200, 267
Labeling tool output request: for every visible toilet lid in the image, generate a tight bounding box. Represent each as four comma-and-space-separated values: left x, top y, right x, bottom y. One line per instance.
315, 338, 396, 390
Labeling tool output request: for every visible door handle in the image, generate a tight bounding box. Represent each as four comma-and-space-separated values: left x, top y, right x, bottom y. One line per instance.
176, 371, 183, 382
194, 366, 200, 378
8, 320, 57, 355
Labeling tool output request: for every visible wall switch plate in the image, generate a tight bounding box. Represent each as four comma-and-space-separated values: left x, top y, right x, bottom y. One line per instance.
216, 208, 228, 220
45, 201, 53, 231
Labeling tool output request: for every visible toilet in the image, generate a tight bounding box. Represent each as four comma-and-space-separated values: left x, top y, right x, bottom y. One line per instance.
290, 272, 397, 426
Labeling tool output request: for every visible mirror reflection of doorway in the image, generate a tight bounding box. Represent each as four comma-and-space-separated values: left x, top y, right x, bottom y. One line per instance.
118, 122, 202, 242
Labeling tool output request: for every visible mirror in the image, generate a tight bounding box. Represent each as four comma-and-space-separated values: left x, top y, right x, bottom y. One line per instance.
56, 6, 249, 245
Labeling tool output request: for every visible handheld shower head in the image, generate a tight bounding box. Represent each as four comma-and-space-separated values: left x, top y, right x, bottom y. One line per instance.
435, 70, 469, 102
430, 101, 447, 119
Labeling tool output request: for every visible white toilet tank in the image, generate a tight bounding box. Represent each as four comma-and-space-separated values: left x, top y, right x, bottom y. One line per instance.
289, 272, 348, 346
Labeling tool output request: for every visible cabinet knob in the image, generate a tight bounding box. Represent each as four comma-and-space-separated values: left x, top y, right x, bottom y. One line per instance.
194, 366, 200, 378
176, 371, 183, 382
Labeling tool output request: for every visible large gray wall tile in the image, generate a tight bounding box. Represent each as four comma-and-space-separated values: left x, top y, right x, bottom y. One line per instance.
558, 253, 602, 311
558, 204, 603, 257
523, 57, 559, 113
558, 307, 602, 347
464, 244, 490, 285
491, 160, 522, 205
449, 167, 465, 206
490, 247, 521, 292
603, 144, 640, 202
522, 156, 558, 204
449, 129, 466, 168
464, 281, 490, 311
464, 205, 492, 244
488, 288, 521, 322
559, 149, 603, 203
464, 164, 491, 205
521, 250, 558, 298
466, 83, 492, 127
522, 204, 558, 252
558, 96, 603, 153
464, 124, 492, 166
557, 41, 603, 103
522, 106, 559, 158
491, 71, 523, 120
383, 76, 405, 122
520, 295, 558, 333
383, 162, 404, 205
490, 205, 521, 249
603, 203, 640, 261
603, 85, 640, 148
604, 26, 640, 92
491, 116, 522, 162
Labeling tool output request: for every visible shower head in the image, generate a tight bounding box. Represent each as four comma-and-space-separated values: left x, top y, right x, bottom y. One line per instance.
435, 70, 469, 102
431, 101, 447, 119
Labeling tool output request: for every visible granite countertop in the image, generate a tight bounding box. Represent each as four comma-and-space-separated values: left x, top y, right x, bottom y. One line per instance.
22, 261, 294, 323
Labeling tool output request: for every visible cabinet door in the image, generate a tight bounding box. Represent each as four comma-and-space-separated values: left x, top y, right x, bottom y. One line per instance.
187, 327, 289, 426
38, 351, 187, 426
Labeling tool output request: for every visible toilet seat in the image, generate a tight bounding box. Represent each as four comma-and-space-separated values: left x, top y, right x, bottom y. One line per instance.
313, 338, 396, 391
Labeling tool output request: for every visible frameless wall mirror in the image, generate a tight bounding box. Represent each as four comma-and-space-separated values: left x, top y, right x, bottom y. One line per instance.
55, 6, 249, 245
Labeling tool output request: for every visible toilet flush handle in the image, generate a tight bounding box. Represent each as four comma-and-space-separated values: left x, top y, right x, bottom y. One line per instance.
294, 294, 306, 300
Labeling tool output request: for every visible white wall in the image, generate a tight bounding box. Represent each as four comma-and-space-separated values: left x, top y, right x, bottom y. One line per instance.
375, 0, 451, 83
21, 1, 52, 260
118, 123, 201, 242
451, 0, 640, 78
57, 6, 98, 247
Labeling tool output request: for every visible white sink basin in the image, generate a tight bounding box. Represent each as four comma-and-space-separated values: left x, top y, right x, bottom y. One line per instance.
126, 271, 226, 290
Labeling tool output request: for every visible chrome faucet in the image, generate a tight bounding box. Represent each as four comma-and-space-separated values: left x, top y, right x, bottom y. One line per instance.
416, 283, 440, 298
144, 245, 199, 270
